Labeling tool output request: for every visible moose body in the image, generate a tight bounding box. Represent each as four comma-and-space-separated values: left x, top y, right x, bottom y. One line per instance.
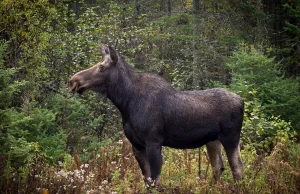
70, 43, 244, 187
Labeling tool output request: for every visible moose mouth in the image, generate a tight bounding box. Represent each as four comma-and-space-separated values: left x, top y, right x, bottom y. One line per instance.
69, 81, 86, 95
76, 87, 86, 95
71, 87, 86, 95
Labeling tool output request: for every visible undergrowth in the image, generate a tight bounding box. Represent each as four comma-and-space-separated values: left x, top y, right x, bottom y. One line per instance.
3, 137, 300, 194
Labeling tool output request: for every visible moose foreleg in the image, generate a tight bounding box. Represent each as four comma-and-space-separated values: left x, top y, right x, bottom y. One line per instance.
132, 146, 151, 179
145, 143, 163, 187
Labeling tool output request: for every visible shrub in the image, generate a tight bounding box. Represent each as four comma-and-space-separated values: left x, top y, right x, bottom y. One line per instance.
241, 92, 296, 152
227, 44, 300, 131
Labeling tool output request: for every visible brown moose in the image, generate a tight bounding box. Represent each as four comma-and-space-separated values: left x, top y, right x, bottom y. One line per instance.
69, 43, 244, 189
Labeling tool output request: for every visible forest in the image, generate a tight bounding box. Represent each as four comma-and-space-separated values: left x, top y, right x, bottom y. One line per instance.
0, 0, 300, 193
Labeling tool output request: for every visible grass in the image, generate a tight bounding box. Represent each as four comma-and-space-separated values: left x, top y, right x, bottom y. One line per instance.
4, 137, 300, 194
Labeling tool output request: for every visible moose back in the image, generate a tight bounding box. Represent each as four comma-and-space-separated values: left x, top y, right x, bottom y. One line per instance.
69, 43, 244, 187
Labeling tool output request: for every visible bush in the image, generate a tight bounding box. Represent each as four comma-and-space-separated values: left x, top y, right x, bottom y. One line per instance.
227, 44, 300, 132
241, 92, 296, 152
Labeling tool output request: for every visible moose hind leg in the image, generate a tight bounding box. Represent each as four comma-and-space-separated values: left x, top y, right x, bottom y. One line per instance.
132, 146, 151, 180
221, 140, 243, 181
206, 140, 225, 183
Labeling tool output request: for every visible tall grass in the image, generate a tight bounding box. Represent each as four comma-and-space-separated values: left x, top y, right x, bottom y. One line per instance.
4, 137, 300, 194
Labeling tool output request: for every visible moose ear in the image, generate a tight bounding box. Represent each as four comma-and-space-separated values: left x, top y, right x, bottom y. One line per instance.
99, 43, 109, 57
98, 43, 118, 66
108, 46, 118, 65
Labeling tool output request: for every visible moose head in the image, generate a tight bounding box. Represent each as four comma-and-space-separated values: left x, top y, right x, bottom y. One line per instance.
69, 43, 119, 95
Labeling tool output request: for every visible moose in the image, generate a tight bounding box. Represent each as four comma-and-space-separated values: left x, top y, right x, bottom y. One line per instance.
69, 43, 244, 188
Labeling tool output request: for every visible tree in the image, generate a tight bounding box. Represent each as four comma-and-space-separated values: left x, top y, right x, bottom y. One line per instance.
192, 0, 204, 89
283, 0, 300, 76
227, 44, 300, 131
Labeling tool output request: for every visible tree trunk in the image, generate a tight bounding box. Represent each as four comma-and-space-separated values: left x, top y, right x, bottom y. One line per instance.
256, 0, 263, 44
160, 0, 165, 12
167, 0, 171, 15
192, 0, 205, 89
135, 0, 140, 15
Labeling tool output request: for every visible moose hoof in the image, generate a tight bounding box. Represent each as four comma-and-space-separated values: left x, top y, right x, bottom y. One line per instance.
145, 177, 155, 188
144, 177, 160, 188
144, 177, 163, 193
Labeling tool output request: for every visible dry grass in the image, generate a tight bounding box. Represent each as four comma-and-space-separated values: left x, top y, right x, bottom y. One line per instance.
5, 137, 300, 194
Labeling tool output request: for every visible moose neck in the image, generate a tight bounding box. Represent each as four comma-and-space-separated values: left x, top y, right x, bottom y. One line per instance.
106, 60, 136, 114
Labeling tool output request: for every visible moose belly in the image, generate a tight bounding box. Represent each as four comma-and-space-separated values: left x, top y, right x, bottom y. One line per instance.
163, 128, 219, 149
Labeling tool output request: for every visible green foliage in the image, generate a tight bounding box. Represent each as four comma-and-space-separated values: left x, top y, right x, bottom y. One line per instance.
228, 44, 300, 131
0, 41, 27, 109
41, 92, 108, 162
0, 0, 56, 93
0, 1, 300, 193
282, 0, 300, 75
0, 41, 28, 187
241, 93, 296, 152
2, 105, 65, 186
